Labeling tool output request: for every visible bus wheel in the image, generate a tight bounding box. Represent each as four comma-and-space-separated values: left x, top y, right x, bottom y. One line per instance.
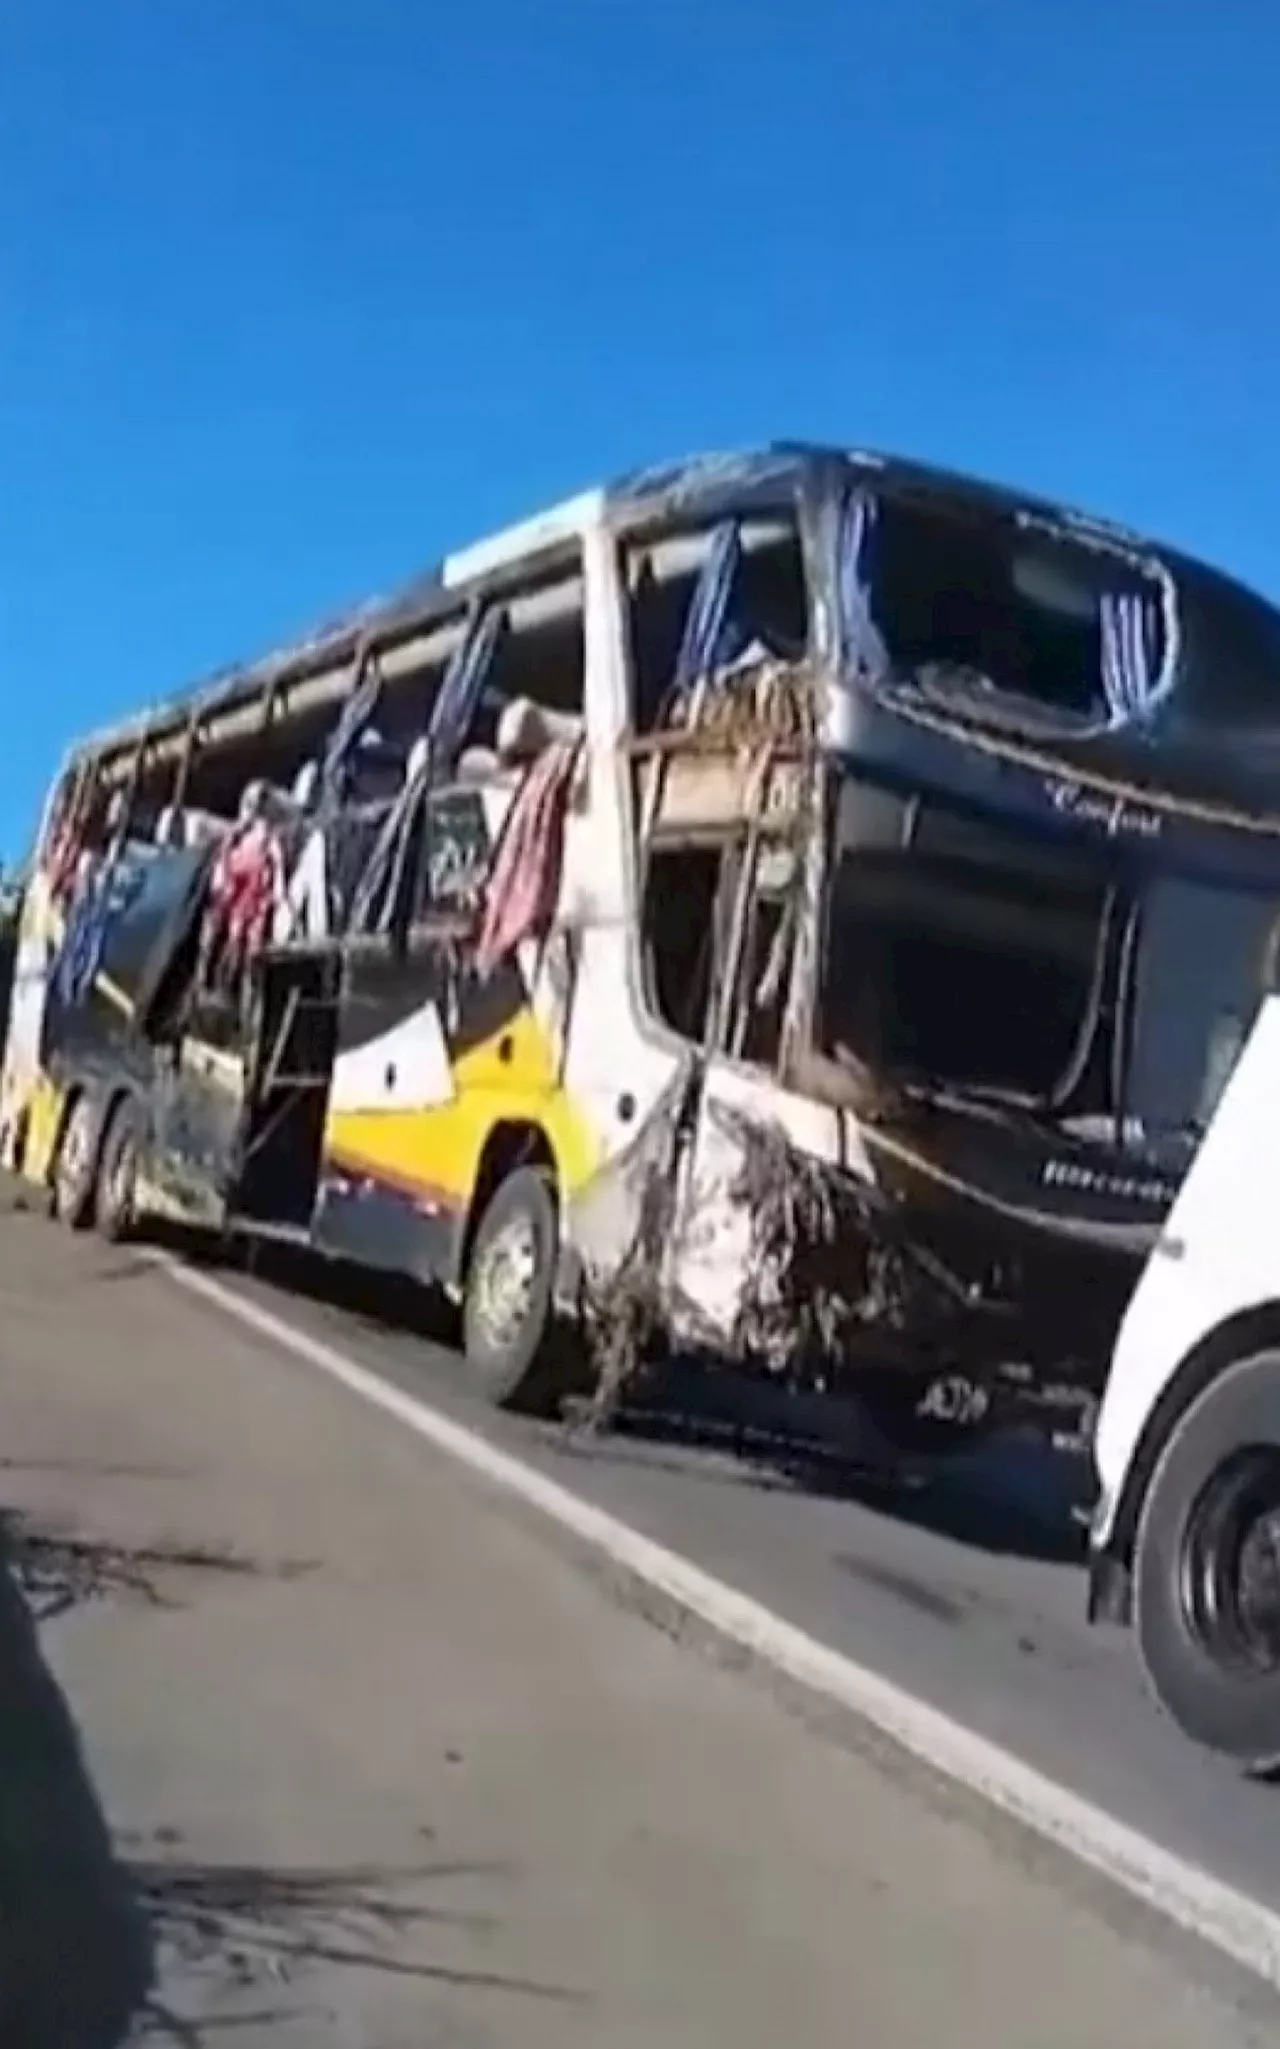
51, 1093, 98, 1230
462, 1165, 566, 1415
1134, 1348, 1280, 1771
95, 1096, 141, 1243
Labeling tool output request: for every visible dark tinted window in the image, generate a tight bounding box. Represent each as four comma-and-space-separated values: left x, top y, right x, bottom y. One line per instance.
1125, 880, 1272, 1150
869, 499, 1158, 730
819, 779, 1113, 1104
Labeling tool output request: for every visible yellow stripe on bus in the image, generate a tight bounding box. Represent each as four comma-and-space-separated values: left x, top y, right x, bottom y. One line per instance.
326, 1004, 601, 1210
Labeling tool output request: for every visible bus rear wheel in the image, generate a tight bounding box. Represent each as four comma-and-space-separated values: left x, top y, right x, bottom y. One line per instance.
1134, 1348, 1280, 1772
50, 1093, 98, 1230
95, 1095, 142, 1243
462, 1165, 572, 1416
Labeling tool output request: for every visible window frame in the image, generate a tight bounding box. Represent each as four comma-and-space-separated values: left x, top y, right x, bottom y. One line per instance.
864, 484, 1170, 736
617, 488, 816, 736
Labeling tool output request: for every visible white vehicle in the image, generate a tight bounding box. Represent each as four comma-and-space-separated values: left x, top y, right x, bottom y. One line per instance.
1090, 992, 1280, 1769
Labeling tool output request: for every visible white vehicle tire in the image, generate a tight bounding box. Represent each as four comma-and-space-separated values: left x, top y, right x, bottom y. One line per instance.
1133, 1347, 1280, 1771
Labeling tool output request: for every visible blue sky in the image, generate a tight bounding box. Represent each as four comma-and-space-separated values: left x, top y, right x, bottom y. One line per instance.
2, 0, 1277, 860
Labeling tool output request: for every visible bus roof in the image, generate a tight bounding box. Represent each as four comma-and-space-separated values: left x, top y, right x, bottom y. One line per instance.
66, 439, 1218, 782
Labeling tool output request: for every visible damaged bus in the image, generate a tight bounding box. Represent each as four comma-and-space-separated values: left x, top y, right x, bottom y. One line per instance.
6, 443, 1280, 1461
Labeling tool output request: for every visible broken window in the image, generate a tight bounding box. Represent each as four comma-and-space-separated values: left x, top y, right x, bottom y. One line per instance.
852, 493, 1170, 736
146, 566, 587, 949
818, 776, 1117, 1109
388, 571, 587, 937
450, 571, 586, 768
624, 511, 810, 732
723, 842, 800, 1069
640, 844, 731, 1044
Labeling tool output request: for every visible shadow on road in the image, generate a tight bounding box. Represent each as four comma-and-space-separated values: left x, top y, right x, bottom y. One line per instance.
0, 1513, 153, 2045
550, 1401, 1092, 1567
120, 1843, 584, 2041
0, 1501, 585, 2041
5, 1506, 318, 1626
156, 1224, 1093, 1570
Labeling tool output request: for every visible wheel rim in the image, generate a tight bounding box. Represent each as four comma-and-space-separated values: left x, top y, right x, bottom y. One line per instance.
1179, 1448, 1280, 1677
471, 1214, 539, 1352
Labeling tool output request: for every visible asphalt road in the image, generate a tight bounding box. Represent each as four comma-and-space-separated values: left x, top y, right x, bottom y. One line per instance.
201, 1232, 1280, 1933
0, 1192, 1275, 2045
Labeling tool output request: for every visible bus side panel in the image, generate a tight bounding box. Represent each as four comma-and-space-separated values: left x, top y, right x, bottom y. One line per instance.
316, 923, 604, 1282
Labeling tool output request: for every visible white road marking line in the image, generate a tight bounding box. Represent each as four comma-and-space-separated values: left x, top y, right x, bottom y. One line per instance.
161, 1251, 1280, 1989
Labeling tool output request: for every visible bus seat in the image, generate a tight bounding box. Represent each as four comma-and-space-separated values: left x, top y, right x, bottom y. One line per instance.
456, 746, 501, 783
239, 779, 301, 831
155, 804, 230, 851
496, 697, 584, 766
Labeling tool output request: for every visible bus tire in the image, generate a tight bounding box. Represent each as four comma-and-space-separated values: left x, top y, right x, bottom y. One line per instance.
50, 1092, 98, 1231
95, 1095, 142, 1243
1133, 1347, 1280, 1771
461, 1165, 567, 1415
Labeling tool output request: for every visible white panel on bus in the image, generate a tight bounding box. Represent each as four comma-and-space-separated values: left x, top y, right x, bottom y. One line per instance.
329, 1007, 455, 1115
